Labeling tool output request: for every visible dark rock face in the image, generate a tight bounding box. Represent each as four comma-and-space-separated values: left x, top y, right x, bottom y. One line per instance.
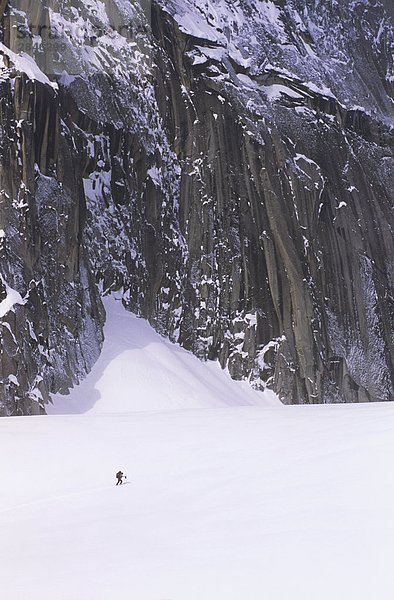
0, 74, 106, 414
0, 0, 393, 414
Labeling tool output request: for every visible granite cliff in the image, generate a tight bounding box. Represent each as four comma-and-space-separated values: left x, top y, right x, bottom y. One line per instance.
0, 0, 393, 414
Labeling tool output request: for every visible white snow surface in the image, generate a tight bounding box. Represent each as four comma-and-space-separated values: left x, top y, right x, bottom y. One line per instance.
2, 298, 394, 599
48, 297, 279, 414
0, 277, 27, 318
0, 43, 58, 90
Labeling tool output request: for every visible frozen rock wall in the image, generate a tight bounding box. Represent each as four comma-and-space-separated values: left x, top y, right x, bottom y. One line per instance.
0, 0, 393, 413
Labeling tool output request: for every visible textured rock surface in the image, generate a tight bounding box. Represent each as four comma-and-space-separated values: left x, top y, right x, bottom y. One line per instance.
0, 0, 393, 414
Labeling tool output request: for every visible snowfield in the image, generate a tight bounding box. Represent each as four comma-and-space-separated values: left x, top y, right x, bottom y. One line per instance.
1, 299, 394, 599
47, 297, 279, 414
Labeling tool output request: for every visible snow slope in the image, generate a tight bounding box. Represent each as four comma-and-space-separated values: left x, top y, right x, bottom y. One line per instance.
47, 297, 279, 413
2, 299, 394, 599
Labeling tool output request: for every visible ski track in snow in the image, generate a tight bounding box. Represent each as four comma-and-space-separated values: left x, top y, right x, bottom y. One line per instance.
1, 298, 394, 599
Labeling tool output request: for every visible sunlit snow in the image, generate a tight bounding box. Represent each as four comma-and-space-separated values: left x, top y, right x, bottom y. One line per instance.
1, 298, 394, 599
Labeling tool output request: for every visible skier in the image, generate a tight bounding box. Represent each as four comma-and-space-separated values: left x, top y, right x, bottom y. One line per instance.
116, 470, 126, 485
